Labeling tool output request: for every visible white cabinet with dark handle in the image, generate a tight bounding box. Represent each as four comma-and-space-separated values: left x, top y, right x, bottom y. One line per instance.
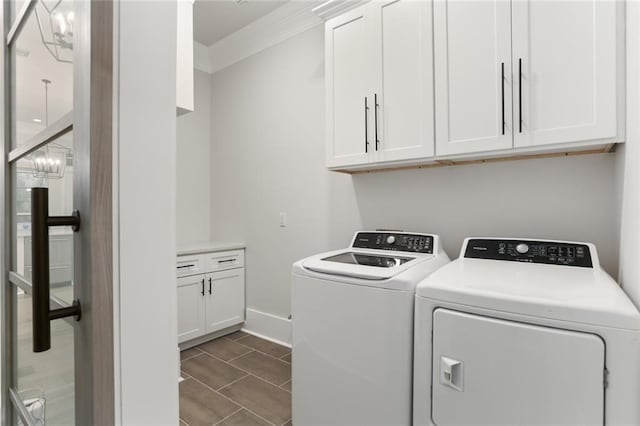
176, 248, 245, 344
326, 0, 624, 172
325, 0, 434, 169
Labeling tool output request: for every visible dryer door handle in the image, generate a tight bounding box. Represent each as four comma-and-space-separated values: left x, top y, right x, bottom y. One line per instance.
440, 356, 464, 392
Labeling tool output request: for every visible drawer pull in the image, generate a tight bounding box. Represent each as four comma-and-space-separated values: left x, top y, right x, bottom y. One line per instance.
177, 264, 195, 269
218, 259, 236, 263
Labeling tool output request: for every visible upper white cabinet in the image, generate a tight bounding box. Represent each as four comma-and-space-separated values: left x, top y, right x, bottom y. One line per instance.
325, 7, 371, 168
177, 0, 194, 115
326, 0, 434, 168
326, 0, 623, 172
433, 0, 513, 156
433, 0, 621, 157
371, 0, 435, 162
512, 0, 619, 148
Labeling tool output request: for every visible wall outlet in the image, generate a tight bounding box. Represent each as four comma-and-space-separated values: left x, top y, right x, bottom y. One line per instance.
279, 212, 287, 227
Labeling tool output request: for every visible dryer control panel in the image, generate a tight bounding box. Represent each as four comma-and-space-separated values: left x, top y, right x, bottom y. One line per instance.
464, 239, 593, 268
352, 232, 434, 254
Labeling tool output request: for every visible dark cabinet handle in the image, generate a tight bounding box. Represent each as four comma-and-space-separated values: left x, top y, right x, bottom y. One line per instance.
31, 187, 81, 353
374, 93, 380, 151
177, 264, 195, 269
501, 62, 505, 135
364, 97, 370, 153
201, 278, 205, 296
518, 58, 523, 133
217, 259, 236, 263
209, 277, 212, 295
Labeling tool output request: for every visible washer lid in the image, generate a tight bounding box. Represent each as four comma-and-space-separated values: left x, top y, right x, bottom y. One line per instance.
417, 258, 640, 330
302, 250, 420, 280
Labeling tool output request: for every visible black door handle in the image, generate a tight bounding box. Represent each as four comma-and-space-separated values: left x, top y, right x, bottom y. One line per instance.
364, 97, 370, 153
518, 58, 523, 133
201, 278, 205, 296
501, 62, 505, 135
209, 277, 212, 295
374, 93, 380, 150
31, 187, 81, 353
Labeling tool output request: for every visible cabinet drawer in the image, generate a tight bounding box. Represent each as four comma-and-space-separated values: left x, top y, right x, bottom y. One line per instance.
176, 255, 205, 278
204, 250, 244, 272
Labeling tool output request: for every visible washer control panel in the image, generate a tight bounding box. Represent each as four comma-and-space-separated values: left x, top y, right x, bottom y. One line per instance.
464, 239, 593, 268
352, 232, 434, 254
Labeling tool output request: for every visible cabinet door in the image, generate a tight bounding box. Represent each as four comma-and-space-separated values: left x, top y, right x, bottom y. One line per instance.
512, 1, 618, 147
370, 0, 434, 162
325, 6, 374, 168
434, 0, 513, 156
177, 275, 206, 343
205, 269, 245, 333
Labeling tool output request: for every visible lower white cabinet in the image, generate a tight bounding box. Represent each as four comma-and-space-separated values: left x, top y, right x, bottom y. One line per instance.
177, 249, 245, 344
177, 275, 207, 342
204, 268, 245, 332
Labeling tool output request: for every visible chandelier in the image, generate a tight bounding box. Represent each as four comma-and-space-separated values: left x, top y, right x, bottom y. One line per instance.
34, 0, 74, 64
27, 79, 71, 179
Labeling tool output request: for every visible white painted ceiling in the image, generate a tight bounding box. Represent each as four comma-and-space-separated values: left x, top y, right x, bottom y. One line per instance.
193, 0, 289, 46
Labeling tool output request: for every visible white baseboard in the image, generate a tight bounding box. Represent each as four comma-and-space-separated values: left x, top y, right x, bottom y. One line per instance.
242, 308, 291, 347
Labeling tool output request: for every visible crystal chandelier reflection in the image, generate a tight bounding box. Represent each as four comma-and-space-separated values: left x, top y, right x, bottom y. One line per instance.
29, 79, 71, 179
34, 0, 74, 64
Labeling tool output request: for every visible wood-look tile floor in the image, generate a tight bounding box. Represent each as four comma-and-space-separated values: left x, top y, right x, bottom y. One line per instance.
179, 331, 292, 426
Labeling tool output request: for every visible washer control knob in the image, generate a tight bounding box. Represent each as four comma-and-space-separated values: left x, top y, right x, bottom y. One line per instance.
516, 243, 529, 254
386, 235, 396, 245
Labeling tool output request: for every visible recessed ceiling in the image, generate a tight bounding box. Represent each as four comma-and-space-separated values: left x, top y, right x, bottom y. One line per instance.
194, 0, 289, 46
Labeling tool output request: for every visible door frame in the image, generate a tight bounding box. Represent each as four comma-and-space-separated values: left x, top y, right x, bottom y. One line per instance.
0, 0, 114, 424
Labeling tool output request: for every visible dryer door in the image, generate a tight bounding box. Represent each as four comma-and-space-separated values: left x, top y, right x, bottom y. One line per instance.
432, 309, 605, 426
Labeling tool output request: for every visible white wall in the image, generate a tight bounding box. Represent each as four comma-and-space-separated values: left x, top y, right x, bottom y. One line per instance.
177, 70, 212, 247
209, 25, 622, 322
114, 1, 179, 424
618, 1, 640, 308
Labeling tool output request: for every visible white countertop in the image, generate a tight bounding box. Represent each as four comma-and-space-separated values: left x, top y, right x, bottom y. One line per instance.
177, 242, 245, 256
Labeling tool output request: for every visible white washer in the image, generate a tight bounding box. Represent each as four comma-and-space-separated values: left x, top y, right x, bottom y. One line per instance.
413, 237, 640, 426
292, 231, 450, 425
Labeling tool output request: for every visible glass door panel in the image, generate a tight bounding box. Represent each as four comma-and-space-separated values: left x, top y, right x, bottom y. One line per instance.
10, 132, 76, 425
6, 1, 79, 424
13, 134, 75, 305
13, 0, 73, 149
16, 289, 75, 425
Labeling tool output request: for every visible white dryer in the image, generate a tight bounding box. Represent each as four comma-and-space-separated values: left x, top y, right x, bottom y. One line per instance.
413, 237, 640, 426
292, 231, 450, 425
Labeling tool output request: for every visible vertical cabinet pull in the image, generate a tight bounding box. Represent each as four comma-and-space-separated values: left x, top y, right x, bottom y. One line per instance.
364, 97, 370, 153
518, 58, 523, 133
500, 62, 505, 135
209, 277, 212, 295
31, 188, 81, 353
374, 93, 380, 150
201, 278, 205, 296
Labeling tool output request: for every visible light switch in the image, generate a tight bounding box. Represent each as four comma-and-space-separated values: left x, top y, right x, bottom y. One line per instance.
279, 212, 287, 227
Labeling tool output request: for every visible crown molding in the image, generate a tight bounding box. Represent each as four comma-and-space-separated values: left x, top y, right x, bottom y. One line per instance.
311, 0, 370, 20
205, 1, 326, 74
196, 0, 371, 74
